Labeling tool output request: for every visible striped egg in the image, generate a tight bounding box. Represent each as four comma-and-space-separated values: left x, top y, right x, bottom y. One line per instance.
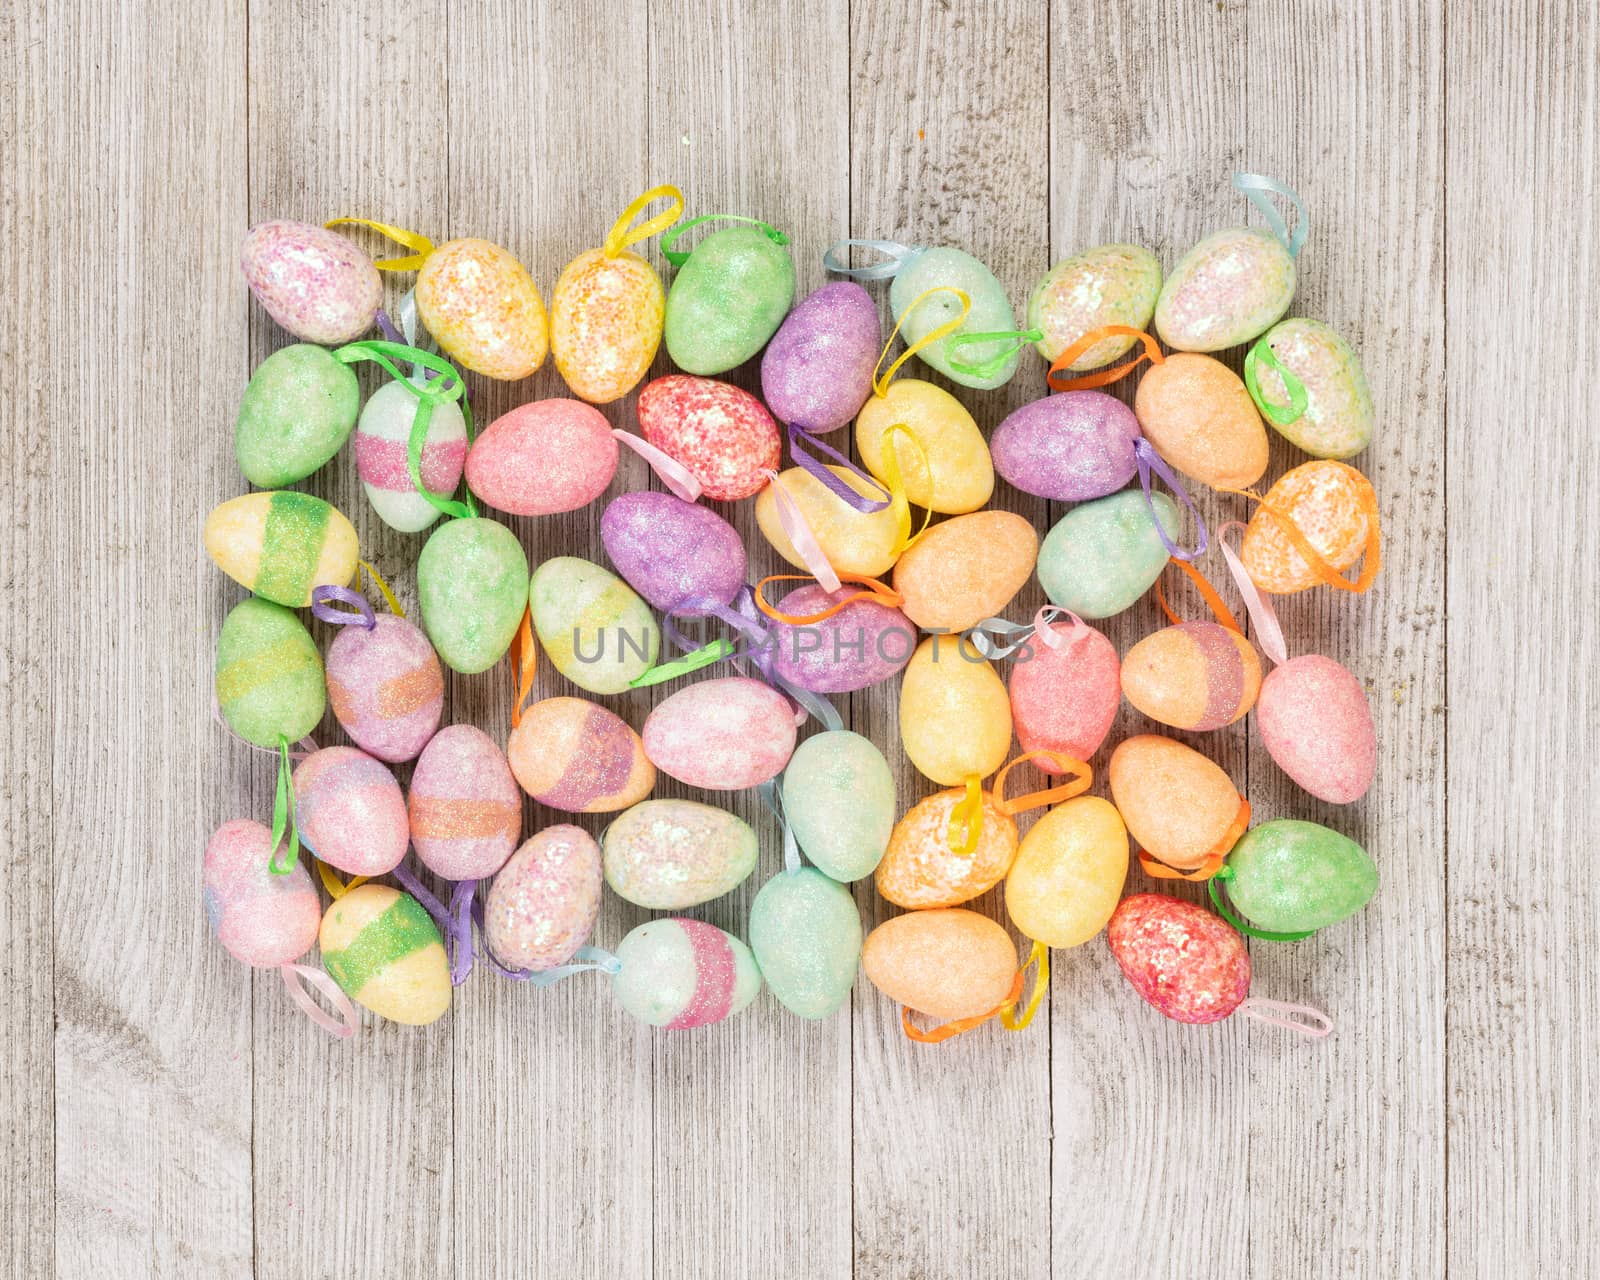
354, 376, 469, 534
990, 391, 1141, 502
240, 219, 381, 345
204, 491, 359, 608
1155, 227, 1295, 352
642, 677, 796, 791
465, 400, 619, 517
889, 247, 1021, 390
1249, 318, 1374, 459
1224, 820, 1378, 935
234, 344, 360, 488
1037, 490, 1178, 620
637, 375, 781, 500
663, 225, 795, 375
893, 511, 1038, 633
755, 465, 905, 579
292, 747, 409, 877
760, 281, 879, 433
1108, 736, 1248, 873
550, 245, 664, 404
600, 491, 746, 615
765, 585, 916, 694
202, 819, 321, 968
1004, 796, 1128, 949
602, 799, 757, 909
876, 789, 1018, 910
407, 725, 521, 882
320, 884, 451, 1026
749, 868, 862, 1019
1240, 460, 1376, 594
1134, 353, 1269, 490
325, 614, 444, 764
861, 908, 1017, 1022
855, 379, 995, 514
899, 636, 1012, 789
610, 918, 762, 1029
506, 697, 655, 813
1027, 243, 1163, 370
483, 826, 604, 972
417, 517, 529, 675
529, 556, 659, 694
1008, 621, 1121, 767
415, 237, 548, 380
1257, 654, 1376, 804
1121, 622, 1262, 731
1108, 894, 1250, 1024
214, 598, 325, 748
781, 729, 896, 883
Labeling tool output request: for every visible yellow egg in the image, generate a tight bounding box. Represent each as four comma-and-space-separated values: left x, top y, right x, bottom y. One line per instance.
876, 789, 1018, 909
862, 908, 1018, 1021
415, 238, 548, 381
754, 465, 904, 578
899, 635, 1012, 787
319, 884, 450, 1026
1005, 796, 1128, 947
893, 511, 1037, 632
550, 247, 664, 404
204, 491, 359, 608
855, 379, 994, 514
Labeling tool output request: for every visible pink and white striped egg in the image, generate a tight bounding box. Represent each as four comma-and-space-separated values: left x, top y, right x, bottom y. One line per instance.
326, 614, 444, 764
610, 918, 762, 1029
292, 747, 410, 877
641, 677, 797, 790
482, 825, 604, 972
202, 818, 321, 968
354, 376, 469, 533
407, 725, 521, 882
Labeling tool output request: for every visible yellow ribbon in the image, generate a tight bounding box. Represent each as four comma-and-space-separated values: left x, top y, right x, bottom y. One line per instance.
878, 423, 935, 555
356, 559, 405, 619
324, 217, 436, 271
1001, 941, 1049, 1031
872, 286, 972, 396
316, 858, 369, 900
946, 774, 984, 855
602, 185, 686, 257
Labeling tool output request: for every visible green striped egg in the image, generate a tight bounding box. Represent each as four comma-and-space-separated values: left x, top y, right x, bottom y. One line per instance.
319, 884, 451, 1025
234, 344, 360, 487
215, 597, 325, 748
529, 557, 658, 694
203, 490, 360, 608
417, 517, 530, 675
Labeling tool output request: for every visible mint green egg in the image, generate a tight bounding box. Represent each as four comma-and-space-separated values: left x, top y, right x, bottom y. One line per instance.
529, 556, 658, 694
749, 868, 862, 1019
1225, 819, 1377, 934
889, 246, 1021, 390
664, 226, 795, 375
781, 730, 895, 882
417, 517, 529, 674
235, 344, 360, 488
215, 598, 325, 748
1250, 318, 1375, 459
1037, 491, 1179, 619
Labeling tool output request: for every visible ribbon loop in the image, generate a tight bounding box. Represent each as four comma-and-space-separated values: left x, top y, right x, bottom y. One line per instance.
268, 736, 301, 875
324, 217, 436, 271
357, 560, 405, 619
509, 606, 538, 729
1153, 558, 1244, 635
873, 286, 972, 396
602, 184, 685, 258
992, 751, 1093, 817
1243, 335, 1310, 426
1238, 997, 1335, 1038
757, 779, 803, 876
629, 637, 737, 688
1215, 522, 1289, 665
612, 430, 703, 502
315, 859, 369, 900
1232, 172, 1309, 260
1208, 866, 1315, 941
310, 584, 376, 631
787, 425, 891, 512
1134, 439, 1209, 561
1047, 324, 1164, 391
946, 775, 985, 855
901, 968, 1024, 1043
821, 238, 919, 282
752, 573, 903, 624
1224, 465, 1382, 594
1138, 796, 1249, 882
280, 963, 359, 1039
1000, 941, 1049, 1031
876, 424, 934, 555
762, 469, 842, 594
660, 214, 789, 268
946, 327, 1045, 380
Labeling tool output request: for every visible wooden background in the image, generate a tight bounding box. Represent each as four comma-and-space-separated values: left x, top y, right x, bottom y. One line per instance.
2, 0, 1594, 1275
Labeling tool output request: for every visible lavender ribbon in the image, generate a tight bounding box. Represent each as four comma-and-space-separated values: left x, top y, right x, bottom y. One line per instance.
391, 861, 476, 986
310, 584, 377, 630
756, 779, 803, 875
787, 425, 890, 512
467, 893, 621, 984
1134, 439, 1209, 561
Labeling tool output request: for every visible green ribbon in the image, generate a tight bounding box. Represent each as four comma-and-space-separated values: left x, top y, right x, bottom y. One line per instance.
660, 214, 790, 268
627, 637, 736, 689
1243, 335, 1309, 427
1207, 866, 1315, 942
268, 735, 300, 876
945, 327, 1045, 379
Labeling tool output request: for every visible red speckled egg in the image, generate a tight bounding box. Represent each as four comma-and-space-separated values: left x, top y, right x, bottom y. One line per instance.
1257, 654, 1376, 804
466, 399, 618, 516
1107, 893, 1250, 1024
636, 375, 781, 500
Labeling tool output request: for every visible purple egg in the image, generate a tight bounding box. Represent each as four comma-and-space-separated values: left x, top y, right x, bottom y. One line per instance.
991, 391, 1142, 501
600, 491, 747, 616
760, 282, 880, 433
765, 585, 917, 693
326, 614, 445, 764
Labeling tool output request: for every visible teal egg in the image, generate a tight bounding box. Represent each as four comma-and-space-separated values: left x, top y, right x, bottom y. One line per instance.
748, 868, 862, 1019
235, 344, 360, 487
215, 598, 325, 748
1225, 819, 1377, 934
417, 517, 529, 674
889, 246, 1021, 390
781, 730, 895, 882
664, 226, 795, 374
1249, 317, 1375, 459
1037, 491, 1179, 619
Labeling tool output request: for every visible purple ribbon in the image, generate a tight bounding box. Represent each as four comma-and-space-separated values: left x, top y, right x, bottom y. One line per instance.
467, 895, 621, 984
375, 308, 405, 345
310, 584, 377, 630
391, 861, 476, 986
787, 425, 891, 512
1134, 438, 1209, 562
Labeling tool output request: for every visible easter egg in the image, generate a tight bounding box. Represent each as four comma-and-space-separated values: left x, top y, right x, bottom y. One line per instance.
755, 466, 904, 579
529, 556, 659, 694
214, 598, 325, 748
765, 585, 916, 693
408, 725, 521, 881
234, 343, 360, 488
1249, 318, 1374, 459
642, 677, 797, 790
320, 884, 450, 1026
1121, 622, 1263, 731
1008, 621, 1121, 767
1257, 654, 1376, 804
1134, 353, 1268, 489
663, 224, 795, 374
550, 245, 664, 403
611, 918, 762, 1029
1036, 490, 1178, 619
204, 491, 359, 608
876, 789, 1018, 909
861, 908, 1017, 1021
637, 375, 781, 500
325, 614, 444, 764
1224, 820, 1378, 934
293, 746, 409, 876
506, 696, 655, 812
781, 729, 896, 882
760, 281, 879, 432
239, 220, 381, 345
855, 380, 994, 514
354, 376, 469, 533
1004, 796, 1128, 948
1108, 735, 1248, 872
465, 400, 618, 516
899, 636, 1012, 787
1107, 893, 1250, 1024
749, 868, 862, 1019
893, 511, 1037, 633
416, 517, 529, 674
889, 247, 1021, 390
600, 491, 746, 616
1239, 460, 1375, 594
990, 391, 1141, 502
1027, 243, 1162, 370
482, 825, 604, 971
602, 799, 758, 909
1154, 227, 1295, 352
202, 819, 321, 967
415, 237, 548, 380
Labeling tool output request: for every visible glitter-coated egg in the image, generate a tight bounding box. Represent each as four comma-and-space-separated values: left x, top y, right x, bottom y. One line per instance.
760, 281, 879, 432
611, 918, 762, 1028
749, 868, 862, 1019
414, 237, 548, 380
408, 725, 521, 881
990, 391, 1141, 501
465, 400, 618, 516
1004, 796, 1127, 948
1027, 243, 1162, 369
204, 491, 359, 609
1134, 353, 1268, 489
529, 556, 659, 694
506, 696, 655, 813
1224, 820, 1378, 934
1008, 620, 1121, 768
755, 465, 905, 579
1108, 893, 1250, 1024
876, 789, 1018, 909
765, 585, 916, 694
234, 344, 360, 488
214, 598, 325, 748
602, 799, 758, 909
855, 380, 994, 514
550, 245, 664, 403
483, 825, 604, 971
354, 376, 469, 533
202, 819, 321, 967
293, 746, 409, 876
861, 908, 1017, 1021
1036, 490, 1178, 619
637, 375, 781, 500
320, 884, 450, 1026
781, 729, 895, 882
663, 225, 795, 375
600, 491, 746, 615
1249, 318, 1374, 459
899, 636, 1012, 788
1240, 460, 1375, 594
240, 220, 381, 345
1257, 655, 1375, 803
642, 677, 797, 790
416, 517, 529, 674
325, 614, 444, 764
1121, 622, 1262, 731
893, 511, 1038, 633
1154, 227, 1295, 352
889, 247, 1021, 390
1108, 735, 1248, 872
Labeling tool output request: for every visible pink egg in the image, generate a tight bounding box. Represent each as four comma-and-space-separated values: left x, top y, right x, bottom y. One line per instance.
326, 615, 444, 763
1008, 622, 1120, 769
407, 725, 521, 881
293, 747, 410, 876
636, 375, 781, 500
1257, 654, 1376, 804
642, 677, 797, 790
465, 399, 619, 516
240, 220, 381, 345
202, 819, 321, 968
1107, 893, 1251, 1025
483, 825, 603, 971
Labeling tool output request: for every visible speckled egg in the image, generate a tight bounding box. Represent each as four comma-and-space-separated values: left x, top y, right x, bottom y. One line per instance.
417, 517, 529, 675
899, 636, 1013, 788
765, 585, 916, 693
1224, 820, 1378, 935
240, 220, 381, 345
293, 747, 409, 876
1008, 619, 1121, 767
1134, 353, 1269, 489
893, 511, 1038, 632
320, 884, 451, 1026
203, 819, 321, 967
1257, 654, 1376, 804
1027, 243, 1162, 370
749, 868, 862, 1019
1108, 893, 1250, 1024
611, 918, 762, 1029
529, 556, 659, 694
637, 375, 781, 500
876, 789, 1018, 909
215, 598, 325, 748
234, 344, 361, 488
600, 491, 746, 616
990, 391, 1141, 501
465, 399, 618, 516
642, 677, 797, 790
602, 799, 758, 909
1155, 227, 1295, 353
506, 696, 655, 813
1121, 622, 1262, 731
407, 725, 521, 882
204, 491, 359, 608
550, 245, 664, 404
1004, 796, 1128, 948
760, 281, 879, 432
415, 237, 547, 380
1108, 735, 1248, 873
1240, 460, 1376, 594
664, 224, 795, 375
889, 247, 1021, 390
1036, 490, 1178, 619
781, 729, 896, 882
354, 376, 469, 533
483, 825, 604, 971
325, 614, 444, 764
755, 465, 905, 579
855, 380, 994, 514
1248, 318, 1374, 459
861, 908, 1018, 1021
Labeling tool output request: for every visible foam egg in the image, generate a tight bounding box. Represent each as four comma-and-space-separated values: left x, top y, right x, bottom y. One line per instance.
637, 375, 781, 500
1134, 353, 1268, 489
204, 491, 359, 608
781, 730, 895, 882
1154, 227, 1295, 352
215, 598, 325, 748
1121, 622, 1262, 731
234, 344, 360, 488
642, 677, 797, 790
760, 281, 879, 432
990, 391, 1141, 501
893, 511, 1037, 632
507, 696, 655, 812
749, 868, 862, 1019
1008, 621, 1120, 768
600, 491, 746, 615
320, 884, 450, 1026
876, 789, 1018, 909
602, 799, 757, 909
465, 400, 618, 516
1224, 820, 1378, 934
663, 224, 795, 374
1036, 490, 1178, 619
899, 636, 1012, 787
408, 725, 521, 882
293, 746, 409, 876
354, 376, 468, 533
1004, 796, 1127, 948
1248, 318, 1374, 459
611, 918, 762, 1028
765, 585, 916, 693
755, 465, 904, 578
529, 556, 659, 694
482, 825, 604, 971
1240, 460, 1376, 593
325, 614, 444, 764
550, 245, 663, 404
1108, 893, 1249, 1024
855, 380, 994, 513
861, 908, 1017, 1021
889, 247, 1021, 390
1027, 243, 1162, 370
202, 818, 321, 967
1108, 735, 1248, 872
417, 517, 529, 675
415, 237, 547, 380
1257, 654, 1376, 804
240, 220, 381, 345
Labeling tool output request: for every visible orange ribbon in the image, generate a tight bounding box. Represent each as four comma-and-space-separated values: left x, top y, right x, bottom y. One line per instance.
1153, 559, 1244, 634
902, 969, 1026, 1044
1223, 464, 1383, 594
752, 573, 904, 624
992, 750, 1093, 817
1046, 324, 1165, 391
1136, 796, 1251, 881
509, 606, 538, 729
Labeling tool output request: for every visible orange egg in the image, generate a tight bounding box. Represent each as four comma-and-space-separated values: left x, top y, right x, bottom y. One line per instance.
876, 790, 1018, 909
1120, 622, 1262, 730
1240, 460, 1377, 593
861, 908, 1018, 1021
1133, 352, 1267, 489
1108, 735, 1248, 872
893, 511, 1037, 632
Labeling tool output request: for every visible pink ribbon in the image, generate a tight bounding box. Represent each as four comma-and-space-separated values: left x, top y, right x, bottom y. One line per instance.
1029, 605, 1090, 654
280, 963, 359, 1038
761, 468, 843, 593
1215, 521, 1289, 665
613, 430, 703, 502
1237, 997, 1334, 1038
969, 605, 1091, 660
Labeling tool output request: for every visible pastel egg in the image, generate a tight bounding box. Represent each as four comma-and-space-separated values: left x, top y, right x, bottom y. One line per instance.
354, 376, 469, 533
888, 247, 1021, 390
1121, 622, 1262, 731
1134, 353, 1268, 489
204, 491, 359, 608
600, 491, 746, 615
1108, 735, 1248, 872
293, 746, 409, 877
861, 908, 1017, 1021
893, 511, 1037, 633
1154, 227, 1295, 352
855, 380, 994, 514
483, 825, 604, 971
765, 585, 916, 693
529, 556, 659, 694
465, 399, 618, 516
611, 918, 762, 1029
202, 818, 321, 967
1108, 893, 1250, 1024
506, 696, 655, 812
642, 677, 797, 790
990, 391, 1141, 501
755, 465, 904, 579
550, 245, 664, 404
899, 636, 1012, 787
325, 614, 444, 764
1250, 318, 1374, 459
1240, 460, 1375, 594
760, 281, 879, 432
234, 344, 360, 488
1027, 243, 1162, 369
408, 725, 521, 881
320, 884, 451, 1026
602, 799, 758, 909
663, 224, 796, 375
1004, 796, 1128, 948
637, 375, 781, 500
749, 868, 862, 1019
415, 237, 548, 380
781, 729, 896, 882
215, 598, 325, 748
239, 220, 381, 345
417, 517, 529, 675
876, 789, 1018, 909
1257, 654, 1376, 804
1008, 621, 1121, 767
1224, 819, 1378, 935
1036, 490, 1178, 619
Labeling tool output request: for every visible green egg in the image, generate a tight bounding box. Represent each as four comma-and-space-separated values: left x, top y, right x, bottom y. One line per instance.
664, 226, 795, 375
1225, 819, 1377, 935
417, 517, 529, 675
1037, 491, 1179, 619
1249, 317, 1375, 459
781, 730, 895, 882
529, 556, 658, 694
749, 868, 863, 1019
235, 344, 360, 488
890, 246, 1021, 390
215, 597, 325, 747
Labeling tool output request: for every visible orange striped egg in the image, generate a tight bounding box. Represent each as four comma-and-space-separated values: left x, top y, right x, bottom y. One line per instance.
1240, 460, 1376, 594
875, 789, 1018, 910
407, 725, 521, 882
1120, 622, 1262, 731
1108, 735, 1248, 873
